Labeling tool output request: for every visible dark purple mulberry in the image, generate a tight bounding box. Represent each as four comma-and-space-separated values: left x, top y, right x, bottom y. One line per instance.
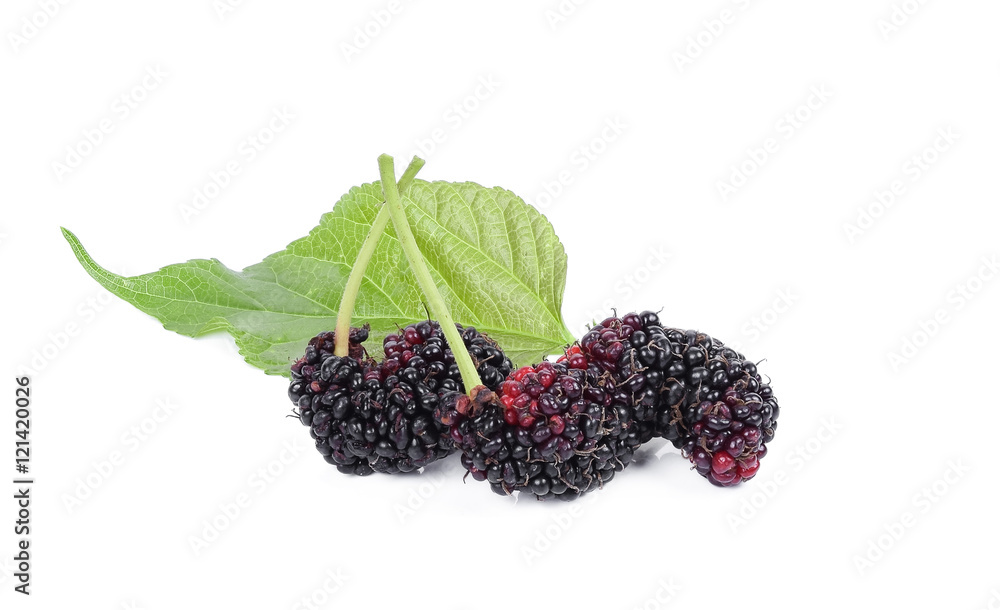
288, 322, 513, 475
655, 328, 779, 486
441, 345, 637, 501
578, 311, 779, 487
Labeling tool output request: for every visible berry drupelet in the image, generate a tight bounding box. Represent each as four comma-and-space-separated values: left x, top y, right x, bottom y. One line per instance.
288, 321, 513, 476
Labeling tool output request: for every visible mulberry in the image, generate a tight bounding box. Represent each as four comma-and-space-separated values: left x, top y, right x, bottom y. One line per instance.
655, 328, 779, 486
288, 322, 512, 475
441, 346, 637, 501
577, 311, 779, 486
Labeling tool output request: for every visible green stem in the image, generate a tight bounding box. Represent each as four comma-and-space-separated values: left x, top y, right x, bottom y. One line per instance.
334, 156, 426, 357
377, 154, 483, 393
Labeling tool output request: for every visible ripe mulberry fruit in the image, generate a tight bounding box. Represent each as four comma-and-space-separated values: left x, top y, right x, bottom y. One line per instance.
654, 328, 779, 486
440, 346, 637, 501
577, 311, 779, 487
288, 321, 513, 476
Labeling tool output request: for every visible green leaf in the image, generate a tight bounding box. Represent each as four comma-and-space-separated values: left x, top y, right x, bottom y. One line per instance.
62, 180, 575, 375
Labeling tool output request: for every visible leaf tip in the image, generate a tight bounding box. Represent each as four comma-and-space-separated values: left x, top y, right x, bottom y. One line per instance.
59, 227, 87, 263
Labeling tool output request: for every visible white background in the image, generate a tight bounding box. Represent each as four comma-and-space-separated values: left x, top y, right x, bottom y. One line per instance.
2, 1, 999, 608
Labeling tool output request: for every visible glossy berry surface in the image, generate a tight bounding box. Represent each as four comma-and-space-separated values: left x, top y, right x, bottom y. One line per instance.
576, 312, 670, 447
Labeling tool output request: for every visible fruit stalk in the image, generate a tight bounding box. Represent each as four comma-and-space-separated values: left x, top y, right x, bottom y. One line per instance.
377, 154, 483, 393
334, 156, 426, 357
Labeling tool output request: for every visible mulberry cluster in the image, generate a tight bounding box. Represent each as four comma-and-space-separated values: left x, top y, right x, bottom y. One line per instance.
288, 322, 512, 476
287, 312, 780, 497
